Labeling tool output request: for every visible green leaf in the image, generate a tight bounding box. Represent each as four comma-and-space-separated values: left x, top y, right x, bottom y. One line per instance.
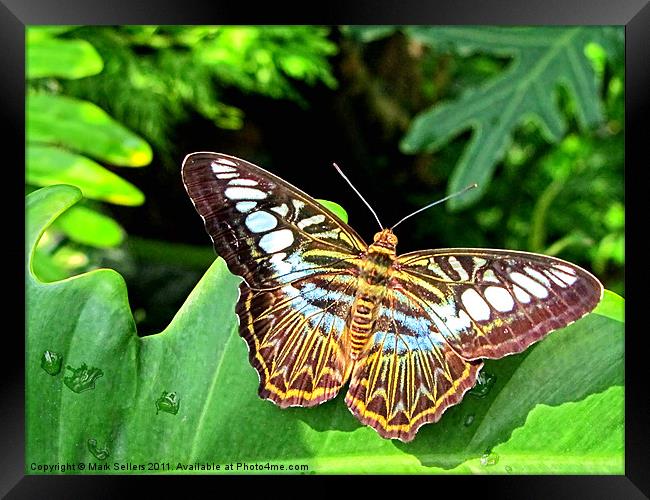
316, 199, 348, 223
53, 205, 125, 248
400, 27, 620, 211
27, 185, 623, 474
26, 26, 80, 43
27, 145, 144, 206
593, 289, 624, 323
28, 37, 104, 79
483, 386, 623, 474
27, 93, 153, 166
342, 26, 399, 43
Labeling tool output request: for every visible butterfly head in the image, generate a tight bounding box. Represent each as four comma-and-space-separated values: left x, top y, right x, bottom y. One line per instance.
371, 229, 398, 253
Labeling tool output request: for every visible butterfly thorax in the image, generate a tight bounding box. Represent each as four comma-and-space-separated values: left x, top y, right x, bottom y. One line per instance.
348, 229, 398, 359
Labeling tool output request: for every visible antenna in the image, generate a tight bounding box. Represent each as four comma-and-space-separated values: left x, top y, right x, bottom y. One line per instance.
332, 163, 384, 231
390, 183, 478, 230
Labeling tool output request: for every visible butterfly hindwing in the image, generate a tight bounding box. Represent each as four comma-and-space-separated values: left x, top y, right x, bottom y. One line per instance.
182, 152, 367, 289
237, 272, 357, 407
396, 249, 603, 360
345, 287, 483, 442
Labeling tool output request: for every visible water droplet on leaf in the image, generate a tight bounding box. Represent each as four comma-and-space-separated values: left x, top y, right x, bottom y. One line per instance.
469, 371, 496, 398
41, 350, 63, 376
88, 438, 110, 460
63, 363, 103, 393
464, 414, 475, 427
156, 391, 180, 415
480, 450, 499, 467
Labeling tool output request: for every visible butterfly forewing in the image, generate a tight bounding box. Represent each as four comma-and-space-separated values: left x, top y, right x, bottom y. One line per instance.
182, 152, 367, 290
396, 249, 603, 360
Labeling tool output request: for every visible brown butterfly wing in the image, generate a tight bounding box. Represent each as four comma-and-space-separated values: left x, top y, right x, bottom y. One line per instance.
182, 152, 367, 290
183, 152, 367, 407
396, 248, 603, 360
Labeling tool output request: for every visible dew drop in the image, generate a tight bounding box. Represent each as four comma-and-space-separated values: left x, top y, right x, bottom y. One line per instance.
464, 414, 475, 427
63, 363, 103, 393
469, 371, 496, 398
480, 450, 499, 467
156, 391, 180, 415
88, 438, 110, 460
41, 350, 63, 376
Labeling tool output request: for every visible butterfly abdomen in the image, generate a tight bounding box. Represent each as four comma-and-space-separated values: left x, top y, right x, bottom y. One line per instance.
348, 230, 398, 359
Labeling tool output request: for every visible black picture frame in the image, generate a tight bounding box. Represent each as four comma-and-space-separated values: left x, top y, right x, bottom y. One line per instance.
5, 0, 646, 497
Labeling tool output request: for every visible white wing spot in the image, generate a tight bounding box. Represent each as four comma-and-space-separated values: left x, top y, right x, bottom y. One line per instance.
544, 269, 568, 288
554, 264, 577, 275
271, 204, 289, 217
297, 214, 326, 230
510, 272, 549, 299
259, 229, 294, 253
217, 172, 239, 179
245, 211, 277, 233
484, 286, 515, 312
268, 252, 291, 274
512, 285, 531, 303
427, 261, 452, 281
482, 269, 500, 283
292, 199, 306, 213
549, 268, 578, 286
235, 201, 257, 213
214, 157, 237, 166
228, 178, 258, 186
524, 266, 551, 287
461, 288, 491, 321
211, 162, 236, 173
224, 187, 267, 200
457, 309, 473, 330
449, 256, 469, 281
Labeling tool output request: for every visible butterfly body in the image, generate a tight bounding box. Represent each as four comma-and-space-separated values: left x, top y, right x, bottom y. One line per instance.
182, 152, 603, 442
349, 229, 398, 358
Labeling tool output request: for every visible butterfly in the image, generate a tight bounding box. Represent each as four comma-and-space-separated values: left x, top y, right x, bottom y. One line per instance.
182, 151, 603, 442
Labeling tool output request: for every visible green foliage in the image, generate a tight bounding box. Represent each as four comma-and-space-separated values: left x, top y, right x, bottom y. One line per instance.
62, 26, 339, 163
342, 26, 623, 294
27, 36, 103, 79
398, 26, 622, 211
26, 27, 152, 278
27, 145, 144, 206
27, 186, 623, 474
316, 199, 348, 223
28, 94, 152, 166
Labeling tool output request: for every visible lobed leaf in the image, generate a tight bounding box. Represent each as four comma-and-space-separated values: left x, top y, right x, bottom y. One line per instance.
400, 26, 620, 211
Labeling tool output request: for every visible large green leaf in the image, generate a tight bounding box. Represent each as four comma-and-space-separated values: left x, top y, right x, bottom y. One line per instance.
27, 94, 152, 167
27, 185, 623, 474
400, 26, 622, 211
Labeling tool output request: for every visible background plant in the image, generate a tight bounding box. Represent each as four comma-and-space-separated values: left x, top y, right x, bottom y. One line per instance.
26, 26, 152, 281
